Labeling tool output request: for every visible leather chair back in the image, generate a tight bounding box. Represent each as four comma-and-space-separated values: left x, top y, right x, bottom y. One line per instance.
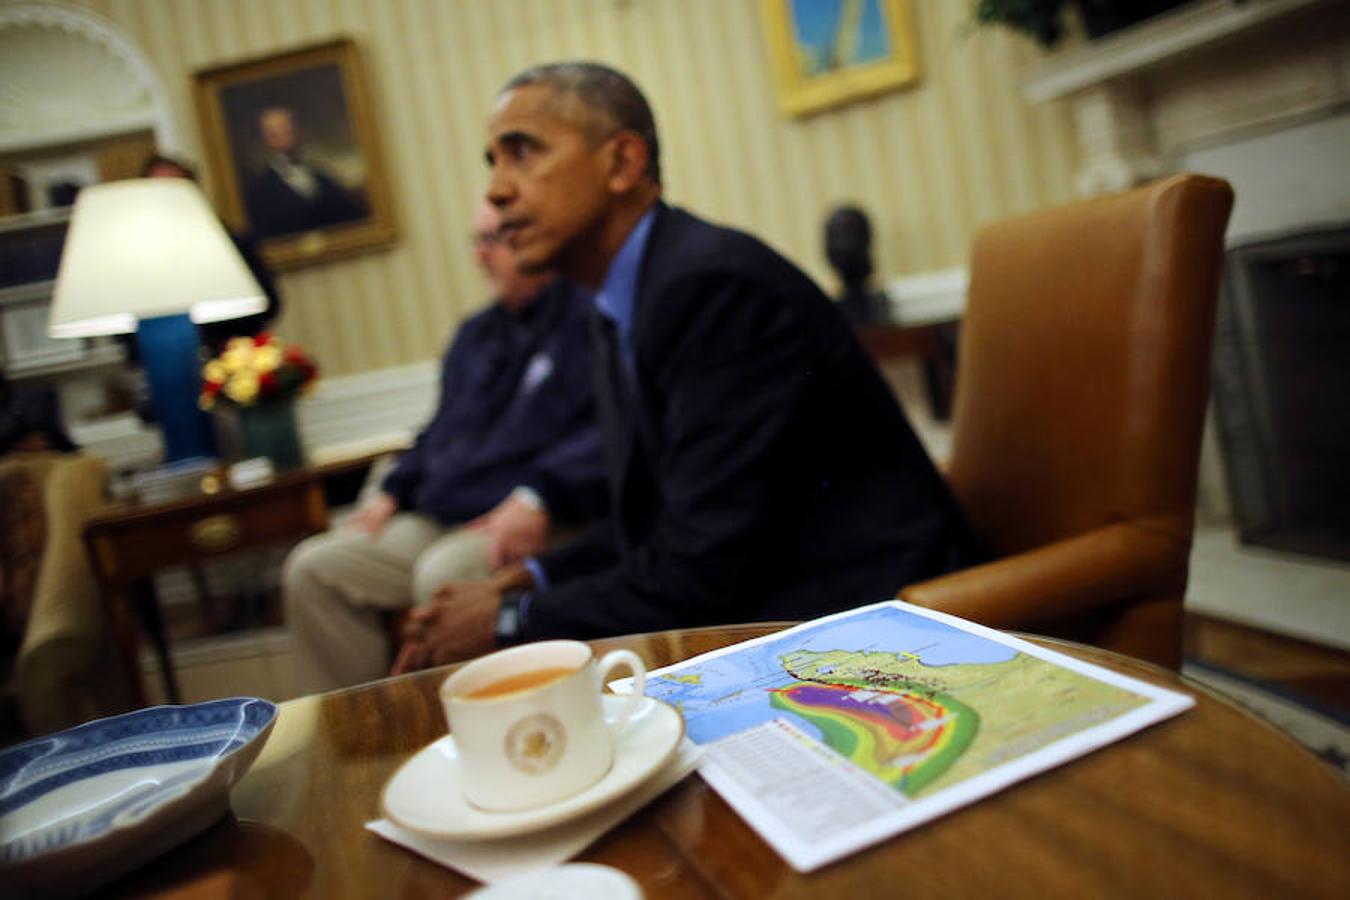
902, 174, 1234, 667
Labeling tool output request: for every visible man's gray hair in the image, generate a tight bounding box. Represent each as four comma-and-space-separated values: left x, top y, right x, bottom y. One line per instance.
503, 62, 661, 186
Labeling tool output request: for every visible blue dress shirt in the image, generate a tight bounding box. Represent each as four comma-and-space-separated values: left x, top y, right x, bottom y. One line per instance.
521, 206, 658, 605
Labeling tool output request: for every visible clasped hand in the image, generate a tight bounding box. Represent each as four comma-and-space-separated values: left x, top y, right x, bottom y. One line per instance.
390, 581, 502, 674
464, 492, 550, 568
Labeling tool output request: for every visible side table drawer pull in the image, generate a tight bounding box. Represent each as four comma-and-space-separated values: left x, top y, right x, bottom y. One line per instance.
192, 515, 242, 552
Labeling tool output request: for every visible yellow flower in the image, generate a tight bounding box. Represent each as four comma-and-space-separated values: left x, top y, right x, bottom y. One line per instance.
222, 345, 252, 373
200, 334, 316, 409
224, 370, 259, 404
254, 345, 283, 372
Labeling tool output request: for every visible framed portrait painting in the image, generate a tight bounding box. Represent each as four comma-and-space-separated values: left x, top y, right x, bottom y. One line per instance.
760, 0, 921, 117
192, 37, 396, 271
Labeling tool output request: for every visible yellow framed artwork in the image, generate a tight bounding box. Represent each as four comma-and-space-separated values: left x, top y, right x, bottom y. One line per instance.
760, 0, 922, 118
192, 38, 396, 271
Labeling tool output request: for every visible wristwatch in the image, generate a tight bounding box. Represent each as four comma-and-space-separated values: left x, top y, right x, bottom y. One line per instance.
510, 485, 547, 512
495, 591, 527, 646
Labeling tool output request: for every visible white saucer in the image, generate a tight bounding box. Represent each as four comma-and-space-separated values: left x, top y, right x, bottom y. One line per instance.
381, 695, 683, 841
465, 863, 641, 899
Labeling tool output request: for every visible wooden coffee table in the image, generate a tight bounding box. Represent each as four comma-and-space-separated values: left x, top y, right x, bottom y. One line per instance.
101, 624, 1350, 898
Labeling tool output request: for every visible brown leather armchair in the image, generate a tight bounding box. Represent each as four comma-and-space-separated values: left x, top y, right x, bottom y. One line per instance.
899, 174, 1234, 669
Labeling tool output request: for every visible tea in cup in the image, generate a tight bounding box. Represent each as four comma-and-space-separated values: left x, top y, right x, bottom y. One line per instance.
440, 639, 647, 812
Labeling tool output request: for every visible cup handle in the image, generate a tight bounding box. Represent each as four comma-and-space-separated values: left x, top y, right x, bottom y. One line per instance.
597, 649, 646, 738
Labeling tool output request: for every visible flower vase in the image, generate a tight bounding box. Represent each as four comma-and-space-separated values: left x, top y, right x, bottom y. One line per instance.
215, 400, 304, 470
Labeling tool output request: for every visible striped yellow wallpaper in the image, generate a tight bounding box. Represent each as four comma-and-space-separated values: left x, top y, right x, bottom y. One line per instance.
66, 0, 1076, 377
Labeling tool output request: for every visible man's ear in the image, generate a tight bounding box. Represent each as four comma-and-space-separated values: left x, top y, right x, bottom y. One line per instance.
605, 132, 650, 193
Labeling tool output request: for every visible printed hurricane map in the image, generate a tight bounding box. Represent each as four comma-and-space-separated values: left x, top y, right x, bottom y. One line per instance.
646, 605, 1151, 797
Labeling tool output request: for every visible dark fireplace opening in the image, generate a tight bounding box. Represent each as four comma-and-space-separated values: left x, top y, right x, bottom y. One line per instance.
1212, 223, 1350, 563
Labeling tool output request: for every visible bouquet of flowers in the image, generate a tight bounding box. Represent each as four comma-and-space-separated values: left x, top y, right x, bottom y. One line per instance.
199, 333, 318, 410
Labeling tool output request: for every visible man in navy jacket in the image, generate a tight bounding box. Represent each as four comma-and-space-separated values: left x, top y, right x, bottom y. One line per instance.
395, 63, 983, 670
284, 201, 604, 692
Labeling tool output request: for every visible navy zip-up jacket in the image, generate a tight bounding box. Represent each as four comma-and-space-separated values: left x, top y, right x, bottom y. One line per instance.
381, 280, 604, 525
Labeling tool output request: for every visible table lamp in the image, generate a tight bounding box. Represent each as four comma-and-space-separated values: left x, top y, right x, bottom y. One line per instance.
48, 178, 267, 462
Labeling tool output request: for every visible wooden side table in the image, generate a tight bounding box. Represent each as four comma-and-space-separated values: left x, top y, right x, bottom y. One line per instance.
82, 465, 343, 707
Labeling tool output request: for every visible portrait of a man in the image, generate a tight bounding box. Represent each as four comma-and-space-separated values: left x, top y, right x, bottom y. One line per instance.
194, 38, 396, 270
221, 69, 369, 240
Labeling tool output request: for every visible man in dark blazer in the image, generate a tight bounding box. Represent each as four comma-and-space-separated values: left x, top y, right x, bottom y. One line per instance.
395, 62, 983, 670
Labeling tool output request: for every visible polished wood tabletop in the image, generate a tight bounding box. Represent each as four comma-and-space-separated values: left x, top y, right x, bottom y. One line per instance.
108, 625, 1350, 898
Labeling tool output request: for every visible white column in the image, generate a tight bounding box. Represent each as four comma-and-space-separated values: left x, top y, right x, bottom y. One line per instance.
1070, 81, 1161, 196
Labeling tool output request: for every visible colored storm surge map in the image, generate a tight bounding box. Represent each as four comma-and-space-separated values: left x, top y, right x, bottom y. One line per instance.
645, 604, 1151, 799
769, 653, 977, 795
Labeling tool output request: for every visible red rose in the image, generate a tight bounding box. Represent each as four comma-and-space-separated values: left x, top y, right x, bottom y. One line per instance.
259, 371, 278, 395
254, 332, 272, 347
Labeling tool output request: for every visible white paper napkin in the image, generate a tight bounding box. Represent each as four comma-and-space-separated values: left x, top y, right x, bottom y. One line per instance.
367, 739, 703, 884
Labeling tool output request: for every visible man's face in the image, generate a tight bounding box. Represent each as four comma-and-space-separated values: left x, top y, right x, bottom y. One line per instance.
260, 109, 298, 154
484, 85, 616, 278
472, 205, 550, 310
146, 162, 191, 180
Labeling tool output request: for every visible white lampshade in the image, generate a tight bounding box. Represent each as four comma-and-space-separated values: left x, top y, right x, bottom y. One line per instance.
48, 178, 267, 338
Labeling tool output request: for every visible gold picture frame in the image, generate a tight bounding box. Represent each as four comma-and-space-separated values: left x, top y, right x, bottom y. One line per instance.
192, 37, 396, 271
761, 0, 921, 118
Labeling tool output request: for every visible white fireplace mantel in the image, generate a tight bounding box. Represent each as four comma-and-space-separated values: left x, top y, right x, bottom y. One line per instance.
1019, 0, 1350, 195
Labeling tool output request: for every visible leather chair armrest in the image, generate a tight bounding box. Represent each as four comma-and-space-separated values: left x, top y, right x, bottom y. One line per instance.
898, 521, 1189, 631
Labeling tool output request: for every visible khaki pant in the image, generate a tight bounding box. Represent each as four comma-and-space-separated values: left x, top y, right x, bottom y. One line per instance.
283, 513, 491, 695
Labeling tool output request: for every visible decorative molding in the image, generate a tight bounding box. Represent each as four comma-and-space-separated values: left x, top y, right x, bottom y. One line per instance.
0, 206, 68, 234
1148, 22, 1349, 156
0, 2, 177, 153
1019, 0, 1346, 196
884, 267, 967, 324
72, 359, 437, 473
0, 278, 55, 307
296, 360, 436, 454
68, 412, 162, 473
1022, 0, 1329, 103
4, 340, 123, 380
0, 114, 161, 156
1071, 83, 1162, 195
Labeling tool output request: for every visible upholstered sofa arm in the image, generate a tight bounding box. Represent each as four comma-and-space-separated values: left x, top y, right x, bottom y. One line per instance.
17, 455, 109, 651
13, 454, 124, 734
898, 520, 1189, 632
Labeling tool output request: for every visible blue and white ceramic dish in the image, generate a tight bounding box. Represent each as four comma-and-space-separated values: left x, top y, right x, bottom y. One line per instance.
0, 696, 277, 895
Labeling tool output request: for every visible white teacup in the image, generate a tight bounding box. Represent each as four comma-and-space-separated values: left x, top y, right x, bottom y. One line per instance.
440, 640, 647, 812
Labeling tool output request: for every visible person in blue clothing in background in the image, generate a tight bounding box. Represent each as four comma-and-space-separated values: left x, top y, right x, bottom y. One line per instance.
283, 200, 604, 693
